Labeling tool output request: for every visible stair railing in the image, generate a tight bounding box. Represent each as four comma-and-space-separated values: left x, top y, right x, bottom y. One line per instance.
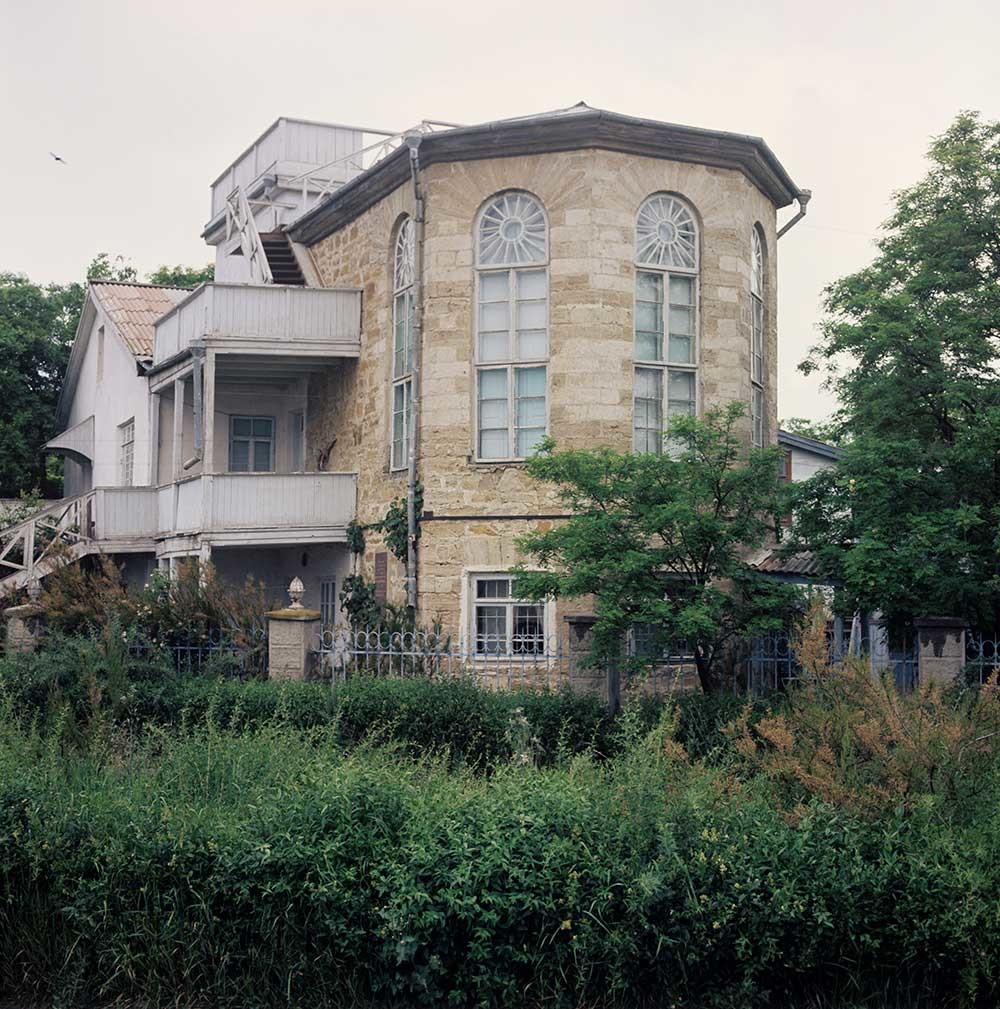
225, 186, 273, 285
0, 490, 97, 594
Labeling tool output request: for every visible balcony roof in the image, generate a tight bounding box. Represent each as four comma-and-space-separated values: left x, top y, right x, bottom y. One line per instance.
289, 102, 805, 246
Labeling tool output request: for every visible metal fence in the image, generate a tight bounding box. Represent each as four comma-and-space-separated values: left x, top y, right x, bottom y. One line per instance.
745, 628, 918, 695
316, 627, 571, 689
130, 625, 269, 679
967, 631, 1000, 684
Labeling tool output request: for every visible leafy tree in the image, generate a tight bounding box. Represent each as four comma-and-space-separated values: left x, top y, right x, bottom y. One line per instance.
514, 405, 800, 693
147, 263, 214, 287
792, 112, 1000, 635
780, 416, 844, 446
86, 252, 138, 282
0, 274, 82, 497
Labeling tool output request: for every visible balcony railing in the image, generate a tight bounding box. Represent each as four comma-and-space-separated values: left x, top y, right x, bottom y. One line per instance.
153, 283, 362, 364
99, 473, 357, 541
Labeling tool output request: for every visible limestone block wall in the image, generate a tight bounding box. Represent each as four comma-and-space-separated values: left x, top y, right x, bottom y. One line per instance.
307, 148, 780, 633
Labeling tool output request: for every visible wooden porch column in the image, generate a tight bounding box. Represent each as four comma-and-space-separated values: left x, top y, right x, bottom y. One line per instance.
148, 391, 160, 485
202, 350, 216, 474
172, 378, 185, 480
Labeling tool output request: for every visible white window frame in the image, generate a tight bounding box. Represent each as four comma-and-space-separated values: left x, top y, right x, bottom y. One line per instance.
119, 417, 135, 486
466, 571, 548, 657
751, 225, 766, 448
474, 192, 550, 462
632, 194, 700, 453
391, 217, 415, 472
229, 415, 275, 473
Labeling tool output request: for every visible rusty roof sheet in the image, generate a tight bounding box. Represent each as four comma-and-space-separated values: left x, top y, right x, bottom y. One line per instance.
90, 281, 192, 360
751, 548, 825, 579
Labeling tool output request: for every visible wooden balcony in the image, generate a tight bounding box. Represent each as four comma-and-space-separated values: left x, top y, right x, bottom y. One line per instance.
95, 473, 357, 545
153, 283, 362, 365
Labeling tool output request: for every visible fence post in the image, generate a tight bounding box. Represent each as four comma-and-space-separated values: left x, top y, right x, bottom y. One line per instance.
913, 616, 968, 687
266, 578, 320, 681
4, 603, 43, 653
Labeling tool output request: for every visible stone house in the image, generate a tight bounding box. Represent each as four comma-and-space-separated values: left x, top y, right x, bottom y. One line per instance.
2, 105, 809, 654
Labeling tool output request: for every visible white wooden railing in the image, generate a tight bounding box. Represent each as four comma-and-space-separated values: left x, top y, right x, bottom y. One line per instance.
153, 283, 363, 364
0, 492, 97, 594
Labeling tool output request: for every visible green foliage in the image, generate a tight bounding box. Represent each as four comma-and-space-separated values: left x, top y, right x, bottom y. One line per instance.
780, 416, 844, 446
1, 705, 999, 1007
516, 405, 801, 692
85, 252, 138, 282
793, 112, 1000, 635
346, 519, 366, 555
147, 263, 214, 287
365, 482, 424, 564
0, 273, 82, 496
339, 574, 382, 631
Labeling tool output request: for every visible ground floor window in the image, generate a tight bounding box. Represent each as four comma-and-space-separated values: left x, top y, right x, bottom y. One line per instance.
471, 574, 545, 655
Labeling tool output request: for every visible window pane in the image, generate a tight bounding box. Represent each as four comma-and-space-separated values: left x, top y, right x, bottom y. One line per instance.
479, 300, 510, 333
668, 334, 693, 364
479, 429, 509, 458
253, 440, 272, 472
252, 418, 273, 438
669, 275, 694, 305
667, 370, 696, 415
232, 417, 251, 437
476, 577, 510, 599
517, 269, 546, 299
231, 440, 250, 472
517, 329, 547, 358
633, 367, 662, 454
636, 271, 662, 302
634, 332, 661, 362
516, 427, 545, 457
475, 605, 507, 654
478, 368, 507, 399
669, 306, 694, 337
516, 299, 546, 330
478, 331, 508, 362
512, 604, 545, 654
479, 271, 509, 302
479, 398, 508, 428
515, 365, 546, 398
636, 301, 663, 338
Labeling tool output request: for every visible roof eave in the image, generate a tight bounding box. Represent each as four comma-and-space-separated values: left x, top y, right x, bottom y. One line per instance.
289, 108, 802, 246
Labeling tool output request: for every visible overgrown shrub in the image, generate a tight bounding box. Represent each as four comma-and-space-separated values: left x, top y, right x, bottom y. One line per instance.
1, 715, 998, 1008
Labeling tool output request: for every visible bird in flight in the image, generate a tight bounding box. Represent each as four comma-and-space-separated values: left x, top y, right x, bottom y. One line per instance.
49, 152, 67, 164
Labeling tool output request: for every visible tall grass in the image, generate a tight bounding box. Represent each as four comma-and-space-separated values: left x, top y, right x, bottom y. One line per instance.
2, 700, 999, 1008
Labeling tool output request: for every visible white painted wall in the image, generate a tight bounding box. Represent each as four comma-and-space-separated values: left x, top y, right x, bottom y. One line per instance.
63, 306, 152, 491
789, 446, 837, 482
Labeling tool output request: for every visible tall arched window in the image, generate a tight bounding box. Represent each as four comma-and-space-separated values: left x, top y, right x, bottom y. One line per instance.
391, 217, 414, 471
750, 225, 765, 448
475, 192, 548, 460
633, 194, 698, 453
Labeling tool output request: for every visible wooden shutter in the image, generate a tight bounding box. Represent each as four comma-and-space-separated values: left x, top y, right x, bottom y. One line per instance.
374, 552, 388, 603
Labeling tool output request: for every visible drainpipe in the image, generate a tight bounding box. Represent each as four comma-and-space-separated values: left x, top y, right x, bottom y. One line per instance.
777, 190, 812, 239
183, 351, 204, 471
404, 135, 425, 613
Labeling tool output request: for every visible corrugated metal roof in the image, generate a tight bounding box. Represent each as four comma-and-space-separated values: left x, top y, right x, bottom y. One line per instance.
90, 281, 192, 360
751, 548, 825, 578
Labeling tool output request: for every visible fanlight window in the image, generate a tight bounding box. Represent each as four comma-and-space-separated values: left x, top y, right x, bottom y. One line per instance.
635, 195, 697, 270
478, 192, 547, 266
394, 217, 414, 292
751, 226, 764, 299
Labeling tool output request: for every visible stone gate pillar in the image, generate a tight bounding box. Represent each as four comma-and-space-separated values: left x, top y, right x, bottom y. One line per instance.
913, 616, 968, 687
267, 578, 321, 681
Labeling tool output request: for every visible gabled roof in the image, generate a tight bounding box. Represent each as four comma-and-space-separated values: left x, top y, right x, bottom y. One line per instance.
777, 429, 843, 461
89, 281, 191, 360
289, 102, 805, 246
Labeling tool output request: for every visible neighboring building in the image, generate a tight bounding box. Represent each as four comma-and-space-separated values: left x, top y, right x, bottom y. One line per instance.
2, 104, 811, 647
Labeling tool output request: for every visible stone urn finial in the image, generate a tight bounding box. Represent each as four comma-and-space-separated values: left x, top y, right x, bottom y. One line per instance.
287, 576, 305, 610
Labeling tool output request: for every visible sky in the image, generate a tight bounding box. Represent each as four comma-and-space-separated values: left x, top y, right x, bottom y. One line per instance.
2, 0, 998, 422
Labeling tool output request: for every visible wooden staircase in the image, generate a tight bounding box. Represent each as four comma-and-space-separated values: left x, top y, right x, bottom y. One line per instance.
0, 492, 99, 599
260, 233, 306, 285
